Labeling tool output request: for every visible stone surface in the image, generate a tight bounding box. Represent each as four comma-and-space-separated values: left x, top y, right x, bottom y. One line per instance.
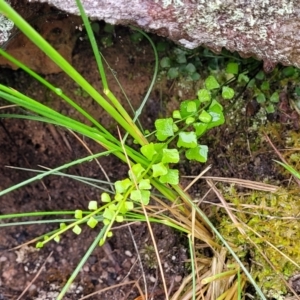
1, 0, 300, 68
29, 0, 300, 68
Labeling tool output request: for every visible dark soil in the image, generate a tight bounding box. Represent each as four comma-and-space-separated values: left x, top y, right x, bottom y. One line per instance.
0, 3, 299, 300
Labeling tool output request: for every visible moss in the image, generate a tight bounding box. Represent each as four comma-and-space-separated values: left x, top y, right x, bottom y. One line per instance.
216, 186, 300, 298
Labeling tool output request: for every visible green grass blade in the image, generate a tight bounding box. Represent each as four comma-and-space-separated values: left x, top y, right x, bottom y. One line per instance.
0, 211, 76, 220
57, 225, 108, 300
0, 48, 115, 139
0, 152, 113, 197
75, 0, 108, 91
274, 160, 300, 180
0, 219, 76, 227
188, 234, 196, 300
74, 0, 148, 144
0, 0, 145, 144
6, 166, 114, 194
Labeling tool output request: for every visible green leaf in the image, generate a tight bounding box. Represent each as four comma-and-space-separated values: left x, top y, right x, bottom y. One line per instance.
261, 81, 270, 91
256, 93, 266, 103
139, 179, 151, 190
197, 89, 211, 102
141, 143, 157, 160
265, 103, 275, 113
172, 110, 181, 119
256, 71, 265, 80
205, 75, 220, 90
193, 122, 208, 137
198, 110, 212, 123
238, 73, 249, 83
177, 132, 197, 148
155, 118, 174, 141
207, 100, 225, 129
75, 210, 83, 219
130, 189, 151, 205
187, 101, 197, 113
185, 63, 196, 74
167, 67, 179, 79
107, 231, 113, 238
282, 66, 295, 77
141, 143, 163, 161
60, 223, 67, 230
270, 92, 279, 103
72, 225, 82, 235
172, 122, 179, 132
101, 36, 113, 48
129, 163, 145, 181
226, 62, 239, 74
160, 57, 171, 68
185, 116, 195, 124
103, 207, 115, 220
118, 202, 129, 214
176, 53, 187, 64
116, 215, 124, 222
125, 201, 134, 211
88, 200, 98, 210
91, 22, 100, 34
115, 193, 123, 201
152, 162, 168, 177
190, 72, 200, 81
54, 235, 60, 243
209, 99, 223, 112
162, 148, 179, 164
36, 242, 44, 248
130, 32, 143, 43
159, 169, 179, 185
108, 203, 117, 211
180, 99, 200, 118
141, 190, 151, 205
103, 219, 110, 226
87, 217, 98, 228
101, 192, 111, 203
185, 145, 208, 162
115, 178, 132, 193
222, 86, 235, 99
103, 23, 114, 33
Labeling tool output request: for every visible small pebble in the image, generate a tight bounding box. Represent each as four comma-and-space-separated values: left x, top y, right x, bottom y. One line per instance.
0, 256, 7, 262
83, 265, 89, 272
130, 257, 136, 264
125, 250, 132, 257
56, 245, 63, 252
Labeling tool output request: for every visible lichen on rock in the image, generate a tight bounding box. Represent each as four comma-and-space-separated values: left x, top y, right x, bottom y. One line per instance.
0, 1, 14, 46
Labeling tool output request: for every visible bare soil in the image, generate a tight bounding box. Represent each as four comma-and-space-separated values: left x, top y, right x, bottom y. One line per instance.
0, 3, 299, 300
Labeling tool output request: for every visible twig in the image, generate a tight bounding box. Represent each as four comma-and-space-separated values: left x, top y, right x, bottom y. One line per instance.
183, 175, 278, 192
79, 280, 137, 300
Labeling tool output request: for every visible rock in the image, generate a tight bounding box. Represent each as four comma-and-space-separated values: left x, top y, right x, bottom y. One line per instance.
1, 0, 300, 71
